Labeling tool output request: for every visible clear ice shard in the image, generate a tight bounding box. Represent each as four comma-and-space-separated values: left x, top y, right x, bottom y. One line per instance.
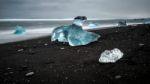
88, 22, 97, 28
14, 25, 26, 35
99, 48, 123, 63
117, 20, 127, 27
51, 24, 100, 46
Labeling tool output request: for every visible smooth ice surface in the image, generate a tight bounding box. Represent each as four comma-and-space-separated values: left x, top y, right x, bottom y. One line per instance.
99, 48, 123, 63
14, 26, 26, 35
88, 22, 97, 28
51, 24, 100, 46
117, 21, 127, 27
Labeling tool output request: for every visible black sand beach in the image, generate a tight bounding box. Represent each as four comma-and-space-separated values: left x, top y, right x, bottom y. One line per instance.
0, 24, 150, 84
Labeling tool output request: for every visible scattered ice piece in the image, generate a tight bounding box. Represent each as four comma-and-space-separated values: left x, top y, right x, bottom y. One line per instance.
44, 43, 48, 46
115, 75, 122, 79
139, 43, 144, 46
60, 47, 65, 49
88, 22, 97, 28
65, 77, 68, 80
17, 48, 24, 52
25, 72, 34, 77
51, 16, 100, 46
9, 72, 14, 74
99, 48, 123, 63
14, 25, 26, 35
117, 20, 127, 27
7, 67, 12, 70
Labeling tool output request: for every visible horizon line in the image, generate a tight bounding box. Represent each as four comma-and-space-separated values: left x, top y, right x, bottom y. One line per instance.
0, 18, 149, 22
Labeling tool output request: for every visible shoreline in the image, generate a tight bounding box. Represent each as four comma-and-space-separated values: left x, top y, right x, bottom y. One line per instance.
0, 24, 143, 44
0, 24, 150, 84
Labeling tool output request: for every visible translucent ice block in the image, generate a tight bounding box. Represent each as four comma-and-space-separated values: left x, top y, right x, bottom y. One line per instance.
51, 25, 69, 42
14, 25, 26, 35
99, 48, 123, 63
51, 24, 100, 46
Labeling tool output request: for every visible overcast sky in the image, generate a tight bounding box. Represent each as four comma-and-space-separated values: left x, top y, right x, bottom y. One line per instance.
0, 0, 150, 19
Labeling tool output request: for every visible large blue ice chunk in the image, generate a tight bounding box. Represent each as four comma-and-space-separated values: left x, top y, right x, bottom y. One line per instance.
51, 24, 100, 46
51, 16, 100, 46
14, 25, 26, 35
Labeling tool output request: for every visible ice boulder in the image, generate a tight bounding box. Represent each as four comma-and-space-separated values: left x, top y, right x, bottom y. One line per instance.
99, 48, 123, 63
51, 16, 100, 46
51, 24, 100, 46
14, 25, 26, 35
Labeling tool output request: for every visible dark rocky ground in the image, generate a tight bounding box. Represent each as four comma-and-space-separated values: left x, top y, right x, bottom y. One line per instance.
0, 24, 150, 84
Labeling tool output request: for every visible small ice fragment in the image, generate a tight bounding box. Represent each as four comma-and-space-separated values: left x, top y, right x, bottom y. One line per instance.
88, 22, 97, 28
44, 43, 48, 46
14, 25, 26, 35
25, 72, 34, 77
7, 67, 12, 70
17, 48, 24, 52
117, 20, 127, 27
99, 48, 123, 63
115, 75, 121, 79
60, 47, 65, 49
65, 77, 68, 80
9, 72, 14, 74
51, 16, 100, 46
139, 43, 144, 46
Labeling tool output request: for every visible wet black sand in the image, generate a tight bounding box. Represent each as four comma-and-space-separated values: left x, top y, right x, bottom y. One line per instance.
0, 24, 150, 84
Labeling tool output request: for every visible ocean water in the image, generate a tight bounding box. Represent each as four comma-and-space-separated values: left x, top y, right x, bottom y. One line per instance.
0, 18, 148, 44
